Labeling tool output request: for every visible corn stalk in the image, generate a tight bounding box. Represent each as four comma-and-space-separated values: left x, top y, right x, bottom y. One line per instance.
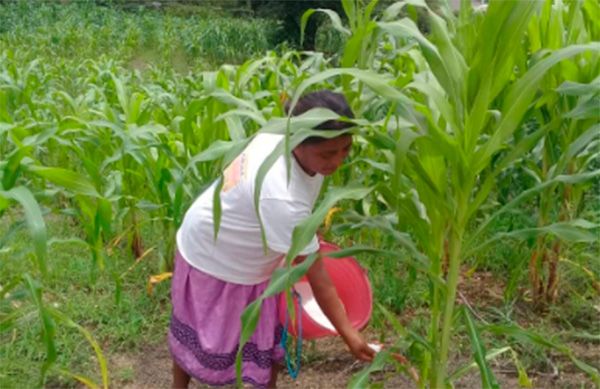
522, 0, 600, 305
292, 0, 600, 386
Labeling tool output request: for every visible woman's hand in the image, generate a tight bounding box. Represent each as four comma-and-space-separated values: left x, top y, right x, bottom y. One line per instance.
305, 257, 376, 362
343, 330, 376, 362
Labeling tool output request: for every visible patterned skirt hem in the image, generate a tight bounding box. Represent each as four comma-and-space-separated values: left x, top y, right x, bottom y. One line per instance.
170, 313, 283, 370
170, 352, 269, 389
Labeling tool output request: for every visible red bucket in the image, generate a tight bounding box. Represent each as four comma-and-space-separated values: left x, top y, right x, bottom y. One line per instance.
278, 241, 373, 339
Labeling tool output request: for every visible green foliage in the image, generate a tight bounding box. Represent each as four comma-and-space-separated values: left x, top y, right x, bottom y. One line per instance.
238, 0, 600, 387
0, 215, 171, 388
0, 1, 281, 67
1, 0, 599, 387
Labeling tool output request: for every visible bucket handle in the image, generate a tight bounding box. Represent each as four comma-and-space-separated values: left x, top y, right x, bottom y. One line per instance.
280, 289, 302, 379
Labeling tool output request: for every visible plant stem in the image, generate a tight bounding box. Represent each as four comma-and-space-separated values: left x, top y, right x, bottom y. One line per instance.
428, 279, 440, 387
434, 208, 466, 388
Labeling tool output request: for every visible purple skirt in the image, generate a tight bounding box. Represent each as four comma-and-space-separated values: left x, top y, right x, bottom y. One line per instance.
168, 251, 284, 388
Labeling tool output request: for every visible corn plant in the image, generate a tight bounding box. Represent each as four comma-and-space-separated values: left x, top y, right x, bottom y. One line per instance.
0, 136, 109, 387
519, 0, 600, 305
377, 0, 597, 386
233, 0, 600, 387
0, 3, 331, 386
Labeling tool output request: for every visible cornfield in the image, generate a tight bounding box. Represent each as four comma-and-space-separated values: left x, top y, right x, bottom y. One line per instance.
1, 0, 599, 388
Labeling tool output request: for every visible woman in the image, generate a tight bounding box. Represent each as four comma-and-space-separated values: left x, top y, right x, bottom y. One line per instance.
169, 90, 375, 388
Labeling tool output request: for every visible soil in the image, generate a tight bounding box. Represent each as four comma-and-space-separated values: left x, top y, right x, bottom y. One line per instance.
109, 332, 598, 389
109, 270, 599, 388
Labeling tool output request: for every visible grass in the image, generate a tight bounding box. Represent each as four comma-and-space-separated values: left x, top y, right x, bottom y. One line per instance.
0, 213, 171, 388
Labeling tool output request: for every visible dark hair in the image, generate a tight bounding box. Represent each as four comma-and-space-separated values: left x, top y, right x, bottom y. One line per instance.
284, 90, 354, 143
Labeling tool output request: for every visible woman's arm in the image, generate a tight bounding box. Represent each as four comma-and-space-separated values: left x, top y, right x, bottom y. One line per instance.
305, 257, 375, 362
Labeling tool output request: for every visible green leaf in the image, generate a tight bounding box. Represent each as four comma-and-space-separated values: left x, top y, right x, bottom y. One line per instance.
236, 253, 319, 386
1, 187, 47, 275
301, 8, 350, 50
426, 6, 468, 111
462, 307, 499, 389
223, 116, 246, 142
348, 348, 390, 389
48, 237, 88, 248
476, 43, 600, 172
212, 176, 224, 241
551, 124, 600, 178
23, 274, 56, 384
408, 72, 459, 133
261, 108, 347, 136
342, 0, 356, 30
55, 370, 100, 389
288, 68, 417, 119
377, 303, 409, 337
564, 96, 600, 120
467, 123, 549, 221
127, 92, 146, 124
471, 219, 599, 255
334, 213, 430, 264
379, 17, 462, 110
210, 90, 257, 112
467, 170, 600, 250
448, 347, 511, 382
2, 146, 31, 190
382, 0, 427, 21
565, 124, 600, 161
570, 355, 600, 386
216, 109, 266, 127
96, 197, 112, 237
483, 324, 600, 386
285, 184, 373, 262
324, 244, 440, 286
556, 79, 600, 96
48, 307, 109, 389
111, 74, 129, 116
185, 138, 251, 169
27, 165, 99, 197
264, 253, 320, 298
509, 350, 532, 388
236, 56, 275, 90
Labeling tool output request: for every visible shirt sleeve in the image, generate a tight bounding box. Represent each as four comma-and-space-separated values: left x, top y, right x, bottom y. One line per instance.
259, 198, 319, 256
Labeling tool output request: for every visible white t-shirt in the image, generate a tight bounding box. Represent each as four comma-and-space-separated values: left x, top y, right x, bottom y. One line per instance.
176, 133, 324, 285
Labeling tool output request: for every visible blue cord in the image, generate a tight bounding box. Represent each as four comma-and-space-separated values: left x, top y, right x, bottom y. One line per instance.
281, 290, 302, 379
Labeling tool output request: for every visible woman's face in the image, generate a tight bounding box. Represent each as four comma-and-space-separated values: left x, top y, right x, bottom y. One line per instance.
293, 135, 353, 176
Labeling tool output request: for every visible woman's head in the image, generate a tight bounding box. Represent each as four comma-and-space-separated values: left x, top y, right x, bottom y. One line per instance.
284, 90, 355, 134
286, 90, 354, 176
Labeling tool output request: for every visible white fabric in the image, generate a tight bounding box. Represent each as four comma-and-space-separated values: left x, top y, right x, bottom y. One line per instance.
176, 133, 323, 285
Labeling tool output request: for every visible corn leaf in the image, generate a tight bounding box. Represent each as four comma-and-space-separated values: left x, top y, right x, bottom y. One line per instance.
1, 187, 47, 275
462, 307, 500, 389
